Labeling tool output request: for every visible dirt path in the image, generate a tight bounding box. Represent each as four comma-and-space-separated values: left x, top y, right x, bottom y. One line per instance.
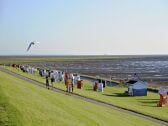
0, 67, 168, 126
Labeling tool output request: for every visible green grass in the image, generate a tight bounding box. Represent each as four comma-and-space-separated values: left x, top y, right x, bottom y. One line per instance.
0, 83, 23, 126
0, 71, 163, 126
2, 66, 168, 122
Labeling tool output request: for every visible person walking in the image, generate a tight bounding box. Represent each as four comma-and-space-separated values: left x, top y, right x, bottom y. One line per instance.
46, 76, 49, 89
51, 77, 54, 89
64, 71, 69, 92
71, 74, 75, 93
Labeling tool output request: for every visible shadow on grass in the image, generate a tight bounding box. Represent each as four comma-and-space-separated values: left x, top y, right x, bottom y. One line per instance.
140, 104, 157, 107
137, 98, 158, 100
103, 93, 130, 97
139, 100, 158, 104
137, 99, 159, 107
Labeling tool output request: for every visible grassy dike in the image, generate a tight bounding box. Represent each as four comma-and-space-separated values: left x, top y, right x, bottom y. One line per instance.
0, 71, 163, 126
1, 66, 168, 122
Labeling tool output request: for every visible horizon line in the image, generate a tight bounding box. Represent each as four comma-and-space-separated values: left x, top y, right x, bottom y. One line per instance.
0, 54, 168, 57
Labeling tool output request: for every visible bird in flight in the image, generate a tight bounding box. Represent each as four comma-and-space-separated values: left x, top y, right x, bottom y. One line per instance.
26, 41, 39, 52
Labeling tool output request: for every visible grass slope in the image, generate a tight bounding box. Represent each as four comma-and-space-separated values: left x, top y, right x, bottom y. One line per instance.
0, 71, 163, 126
2, 66, 168, 122
0, 84, 23, 126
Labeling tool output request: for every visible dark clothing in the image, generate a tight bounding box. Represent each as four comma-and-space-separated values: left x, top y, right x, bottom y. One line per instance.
51, 77, 54, 83
51, 77, 54, 89
71, 78, 74, 93
71, 83, 74, 93
46, 77, 49, 89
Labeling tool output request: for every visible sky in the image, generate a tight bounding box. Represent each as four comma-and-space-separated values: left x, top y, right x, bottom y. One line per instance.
0, 0, 168, 55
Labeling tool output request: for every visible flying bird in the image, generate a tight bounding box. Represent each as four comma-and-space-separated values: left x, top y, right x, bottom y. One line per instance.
26, 41, 39, 52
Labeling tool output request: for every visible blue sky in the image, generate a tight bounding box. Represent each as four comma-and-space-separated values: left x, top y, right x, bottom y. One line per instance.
0, 0, 168, 55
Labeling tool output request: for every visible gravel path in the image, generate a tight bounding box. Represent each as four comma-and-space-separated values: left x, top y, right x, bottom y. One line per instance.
0, 67, 168, 126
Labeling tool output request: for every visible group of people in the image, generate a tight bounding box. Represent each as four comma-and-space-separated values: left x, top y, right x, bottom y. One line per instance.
64, 72, 75, 93
45, 76, 58, 90
45, 74, 56, 90
11, 64, 77, 93
45, 71, 75, 93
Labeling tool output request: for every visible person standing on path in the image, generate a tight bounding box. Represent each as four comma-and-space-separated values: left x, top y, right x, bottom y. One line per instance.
64, 71, 69, 92
46, 76, 49, 89
71, 74, 75, 93
51, 77, 54, 89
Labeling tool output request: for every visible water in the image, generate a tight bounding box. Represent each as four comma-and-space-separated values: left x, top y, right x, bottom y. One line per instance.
27, 56, 168, 84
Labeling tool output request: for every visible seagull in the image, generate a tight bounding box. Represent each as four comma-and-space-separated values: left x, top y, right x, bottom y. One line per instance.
26, 41, 39, 52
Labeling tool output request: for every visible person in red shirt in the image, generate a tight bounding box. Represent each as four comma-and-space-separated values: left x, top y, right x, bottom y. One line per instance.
64, 71, 69, 92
